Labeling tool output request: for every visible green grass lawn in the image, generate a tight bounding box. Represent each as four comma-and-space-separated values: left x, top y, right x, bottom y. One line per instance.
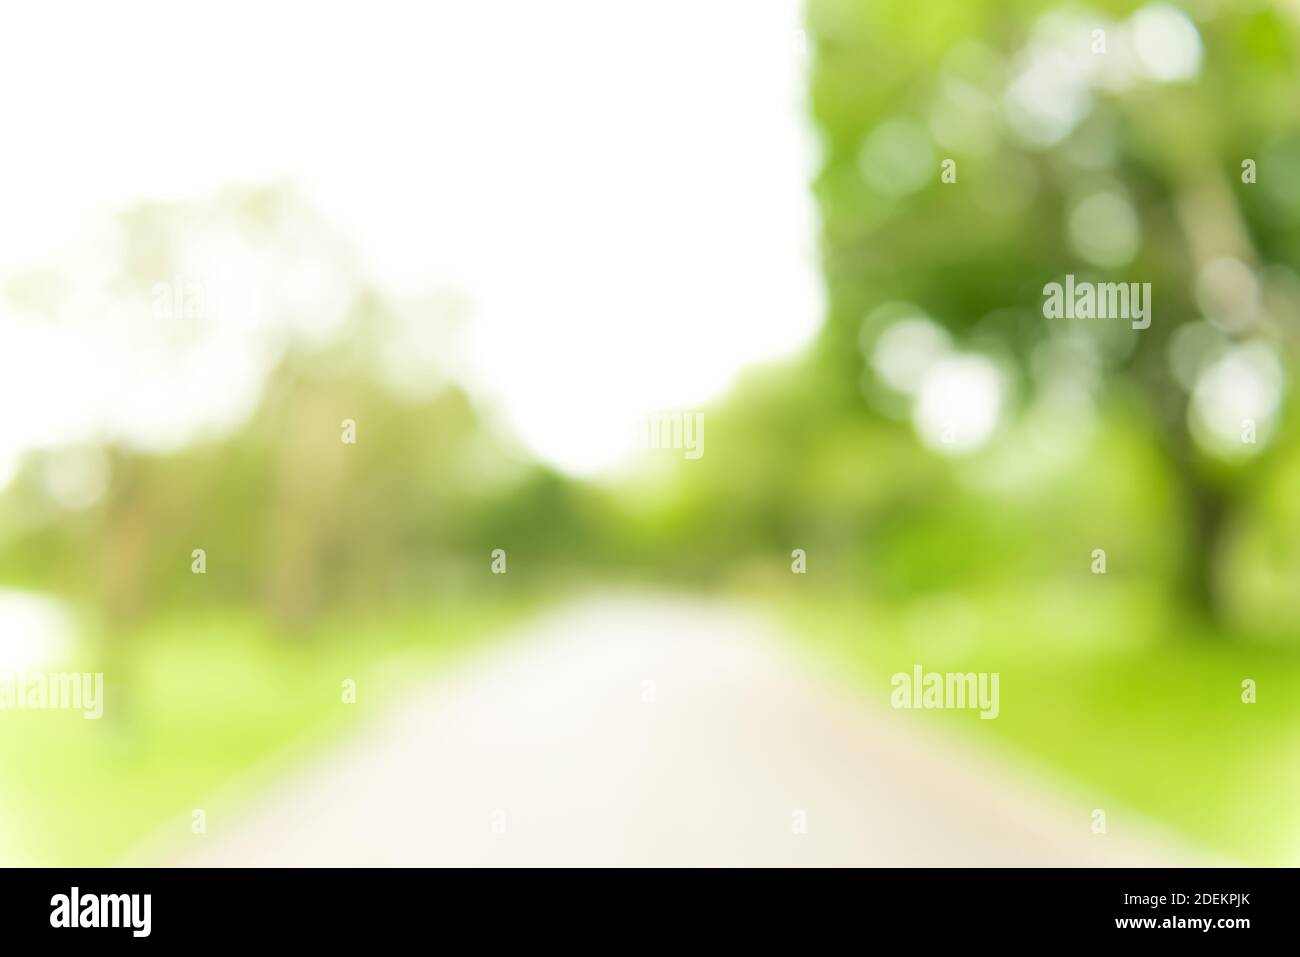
774, 583, 1300, 866
0, 599, 531, 866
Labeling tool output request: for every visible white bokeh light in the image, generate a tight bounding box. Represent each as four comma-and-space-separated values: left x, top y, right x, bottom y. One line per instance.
913, 355, 1006, 455
1129, 4, 1203, 82
40, 448, 112, 512
1190, 342, 1285, 457
859, 117, 936, 197
0, 590, 74, 671
1068, 189, 1141, 268
870, 317, 953, 396
1003, 45, 1093, 147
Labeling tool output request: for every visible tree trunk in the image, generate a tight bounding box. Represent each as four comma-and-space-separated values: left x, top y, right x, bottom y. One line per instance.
1142, 365, 1232, 627
1178, 473, 1229, 623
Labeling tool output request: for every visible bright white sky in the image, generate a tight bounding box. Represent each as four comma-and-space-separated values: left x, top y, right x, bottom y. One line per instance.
0, 0, 821, 477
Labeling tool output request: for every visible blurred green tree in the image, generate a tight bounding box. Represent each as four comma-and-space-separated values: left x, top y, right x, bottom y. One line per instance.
807, 0, 1300, 619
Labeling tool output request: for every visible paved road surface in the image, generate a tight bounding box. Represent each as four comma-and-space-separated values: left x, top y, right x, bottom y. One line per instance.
161, 595, 1201, 866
